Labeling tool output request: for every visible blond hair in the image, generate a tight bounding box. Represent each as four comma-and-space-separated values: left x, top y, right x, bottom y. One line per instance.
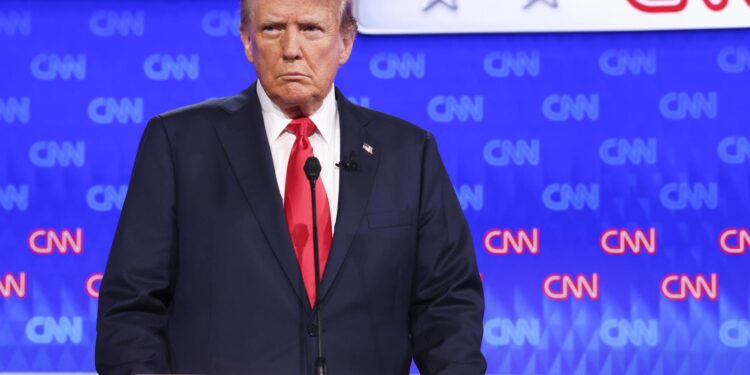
240, 0, 357, 34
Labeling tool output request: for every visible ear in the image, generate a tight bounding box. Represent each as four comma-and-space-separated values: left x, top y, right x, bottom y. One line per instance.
240, 25, 255, 64
338, 31, 355, 65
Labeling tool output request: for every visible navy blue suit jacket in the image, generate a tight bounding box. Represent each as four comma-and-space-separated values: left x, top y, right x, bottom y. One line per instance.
95, 83, 486, 375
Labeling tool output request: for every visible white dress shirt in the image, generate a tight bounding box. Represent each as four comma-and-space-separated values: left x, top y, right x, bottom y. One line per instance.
257, 82, 340, 232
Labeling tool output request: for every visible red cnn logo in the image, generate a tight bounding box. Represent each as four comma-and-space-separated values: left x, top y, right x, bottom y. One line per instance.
484, 228, 539, 255
600, 228, 656, 255
628, 0, 737, 12
1, 272, 27, 299
86, 273, 103, 298
719, 228, 749, 255
543, 273, 599, 300
28, 228, 83, 255
660, 273, 719, 300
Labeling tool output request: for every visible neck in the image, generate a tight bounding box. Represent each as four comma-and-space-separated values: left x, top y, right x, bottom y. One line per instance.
277, 101, 323, 119
255, 81, 334, 119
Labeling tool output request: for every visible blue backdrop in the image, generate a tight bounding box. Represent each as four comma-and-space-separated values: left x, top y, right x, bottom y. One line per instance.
1, 1, 749, 373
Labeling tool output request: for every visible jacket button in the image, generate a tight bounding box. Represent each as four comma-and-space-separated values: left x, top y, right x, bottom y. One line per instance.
307, 324, 318, 337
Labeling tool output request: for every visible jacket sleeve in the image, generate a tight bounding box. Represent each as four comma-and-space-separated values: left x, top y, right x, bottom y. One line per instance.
95, 116, 176, 375
410, 132, 487, 375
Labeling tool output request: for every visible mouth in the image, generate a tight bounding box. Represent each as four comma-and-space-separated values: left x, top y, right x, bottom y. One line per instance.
279, 72, 308, 79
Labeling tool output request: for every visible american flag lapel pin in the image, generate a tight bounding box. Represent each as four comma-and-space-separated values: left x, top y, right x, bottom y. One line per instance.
362, 142, 374, 155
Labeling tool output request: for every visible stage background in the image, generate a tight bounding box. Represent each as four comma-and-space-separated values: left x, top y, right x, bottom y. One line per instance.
1, 1, 749, 374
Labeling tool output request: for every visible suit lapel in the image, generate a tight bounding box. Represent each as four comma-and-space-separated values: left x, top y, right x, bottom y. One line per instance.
320, 90, 379, 301
213, 83, 309, 310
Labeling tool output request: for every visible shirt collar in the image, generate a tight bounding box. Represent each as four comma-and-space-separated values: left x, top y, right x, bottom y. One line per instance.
256, 80, 337, 143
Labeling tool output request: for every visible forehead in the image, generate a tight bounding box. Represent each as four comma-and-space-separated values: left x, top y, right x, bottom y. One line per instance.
252, 0, 340, 20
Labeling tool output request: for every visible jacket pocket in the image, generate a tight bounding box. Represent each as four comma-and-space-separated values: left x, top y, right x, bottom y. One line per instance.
367, 209, 415, 229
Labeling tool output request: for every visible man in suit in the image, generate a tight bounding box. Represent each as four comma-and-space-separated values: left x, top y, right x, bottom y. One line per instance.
95, 0, 486, 373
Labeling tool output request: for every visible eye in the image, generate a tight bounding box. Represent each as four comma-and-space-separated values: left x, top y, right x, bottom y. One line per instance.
301, 24, 323, 32
261, 23, 283, 33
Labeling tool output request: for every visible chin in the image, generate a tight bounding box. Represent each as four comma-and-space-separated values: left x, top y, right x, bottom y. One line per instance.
277, 85, 320, 105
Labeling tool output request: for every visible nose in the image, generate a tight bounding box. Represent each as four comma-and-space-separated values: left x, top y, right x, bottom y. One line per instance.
281, 28, 302, 61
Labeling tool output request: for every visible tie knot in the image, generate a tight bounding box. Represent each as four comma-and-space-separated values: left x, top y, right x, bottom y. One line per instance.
287, 117, 317, 138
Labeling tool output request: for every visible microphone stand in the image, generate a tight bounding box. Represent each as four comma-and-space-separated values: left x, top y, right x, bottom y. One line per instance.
304, 157, 327, 375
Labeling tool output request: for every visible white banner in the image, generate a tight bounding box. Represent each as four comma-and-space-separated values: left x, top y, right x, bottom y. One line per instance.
354, 0, 750, 34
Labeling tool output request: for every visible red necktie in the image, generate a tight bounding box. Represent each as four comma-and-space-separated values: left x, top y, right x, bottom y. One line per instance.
284, 117, 333, 308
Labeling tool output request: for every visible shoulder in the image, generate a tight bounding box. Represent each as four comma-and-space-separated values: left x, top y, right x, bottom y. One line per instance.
341, 98, 433, 151
144, 88, 254, 142
153, 96, 235, 127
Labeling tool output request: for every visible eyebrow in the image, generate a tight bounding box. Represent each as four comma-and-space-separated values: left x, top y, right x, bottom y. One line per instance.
258, 12, 328, 24
257, 19, 328, 32
296, 16, 326, 25
258, 21, 284, 28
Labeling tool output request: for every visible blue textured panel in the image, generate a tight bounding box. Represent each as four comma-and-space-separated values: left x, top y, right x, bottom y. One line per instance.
1, 0, 749, 373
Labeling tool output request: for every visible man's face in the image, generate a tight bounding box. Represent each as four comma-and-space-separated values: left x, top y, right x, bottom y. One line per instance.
241, 0, 354, 115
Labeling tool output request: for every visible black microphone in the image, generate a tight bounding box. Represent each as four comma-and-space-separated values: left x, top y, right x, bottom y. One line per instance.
304, 156, 322, 183
303, 156, 327, 375
335, 151, 359, 171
